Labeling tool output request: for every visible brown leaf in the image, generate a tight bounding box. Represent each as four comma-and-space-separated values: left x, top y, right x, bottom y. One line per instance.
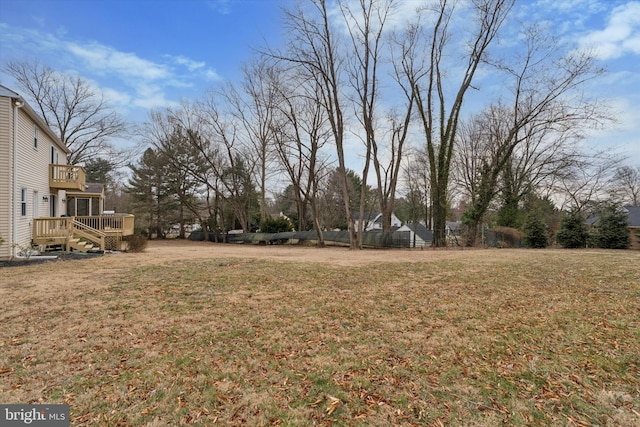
326, 395, 341, 415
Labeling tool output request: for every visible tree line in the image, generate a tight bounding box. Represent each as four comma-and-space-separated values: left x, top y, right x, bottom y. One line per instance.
5, 0, 639, 248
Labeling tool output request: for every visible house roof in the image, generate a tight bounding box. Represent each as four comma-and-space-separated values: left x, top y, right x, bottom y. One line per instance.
402, 223, 433, 241
446, 221, 462, 231
625, 206, 640, 227
0, 85, 20, 98
586, 206, 640, 228
66, 183, 105, 196
0, 84, 70, 155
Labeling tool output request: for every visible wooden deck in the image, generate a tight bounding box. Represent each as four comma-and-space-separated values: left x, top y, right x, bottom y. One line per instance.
33, 215, 135, 251
50, 164, 86, 191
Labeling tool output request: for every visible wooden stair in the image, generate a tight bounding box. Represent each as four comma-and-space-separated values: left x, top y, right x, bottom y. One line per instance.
67, 237, 95, 252
66, 220, 105, 252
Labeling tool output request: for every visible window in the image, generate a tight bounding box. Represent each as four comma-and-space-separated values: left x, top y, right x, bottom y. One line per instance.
76, 198, 90, 216
50, 145, 59, 164
34, 126, 38, 149
21, 188, 27, 216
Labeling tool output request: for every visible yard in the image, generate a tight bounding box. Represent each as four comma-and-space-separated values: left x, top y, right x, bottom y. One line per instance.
1, 241, 639, 426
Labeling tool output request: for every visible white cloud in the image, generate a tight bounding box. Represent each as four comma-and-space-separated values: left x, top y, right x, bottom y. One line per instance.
169, 55, 206, 72
132, 83, 179, 110
67, 42, 170, 80
0, 22, 221, 116
204, 68, 222, 81
102, 87, 132, 108
206, 0, 233, 15
578, 1, 640, 60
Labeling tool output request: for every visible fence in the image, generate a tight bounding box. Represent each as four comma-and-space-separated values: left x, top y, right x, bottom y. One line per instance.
189, 230, 416, 248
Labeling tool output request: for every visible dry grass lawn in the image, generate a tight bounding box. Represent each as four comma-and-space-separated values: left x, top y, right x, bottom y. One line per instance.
1, 241, 639, 426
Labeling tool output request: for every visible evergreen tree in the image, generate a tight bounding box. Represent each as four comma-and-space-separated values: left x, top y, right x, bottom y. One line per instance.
556, 210, 588, 248
126, 148, 174, 238
522, 212, 548, 248
595, 204, 630, 249
84, 158, 114, 187
161, 128, 207, 238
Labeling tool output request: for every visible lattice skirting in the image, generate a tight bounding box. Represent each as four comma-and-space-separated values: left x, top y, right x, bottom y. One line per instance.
105, 235, 123, 251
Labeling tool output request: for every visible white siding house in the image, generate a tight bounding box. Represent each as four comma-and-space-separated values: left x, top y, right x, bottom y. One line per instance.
396, 223, 433, 248
353, 212, 402, 231
0, 85, 74, 259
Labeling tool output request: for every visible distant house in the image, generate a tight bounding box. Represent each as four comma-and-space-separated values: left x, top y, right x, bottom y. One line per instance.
396, 223, 433, 248
446, 221, 462, 235
353, 212, 402, 231
0, 85, 133, 259
624, 206, 640, 249
586, 205, 640, 249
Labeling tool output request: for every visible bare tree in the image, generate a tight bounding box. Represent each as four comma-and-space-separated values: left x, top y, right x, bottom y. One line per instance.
341, 0, 415, 244
197, 93, 259, 233
611, 165, 640, 206
139, 106, 215, 235
275, 0, 358, 248
271, 71, 332, 244
403, 147, 431, 229
397, 0, 514, 246
552, 151, 621, 214
6, 60, 127, 165
455, 22, 608, 246
220, 59, 281, 223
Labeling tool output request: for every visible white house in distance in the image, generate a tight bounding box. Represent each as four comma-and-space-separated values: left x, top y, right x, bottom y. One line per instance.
0, 85, 133, 259
397, 222, 433, 248
353, 212, 402, 232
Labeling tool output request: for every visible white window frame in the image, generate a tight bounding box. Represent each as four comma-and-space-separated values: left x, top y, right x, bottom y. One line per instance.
20, 188, 27, 217
50, 145, 59, 164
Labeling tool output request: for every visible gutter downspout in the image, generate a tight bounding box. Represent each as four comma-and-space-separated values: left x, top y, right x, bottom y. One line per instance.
12, 98, 24, 259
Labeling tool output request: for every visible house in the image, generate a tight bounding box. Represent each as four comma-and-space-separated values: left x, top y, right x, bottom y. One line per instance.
446, 221, 462, 235
0, 85, 133, 259
353, 212, 402, 231
396, 222, 433, 248
624, 206, 640, 249
585, 205, 640, 249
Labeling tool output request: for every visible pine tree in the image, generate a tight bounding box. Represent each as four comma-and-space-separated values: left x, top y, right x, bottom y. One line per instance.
557, 210, 588, 248
126, 148, 174, 238
595, 205, 630, 249
522, 213, 548, 248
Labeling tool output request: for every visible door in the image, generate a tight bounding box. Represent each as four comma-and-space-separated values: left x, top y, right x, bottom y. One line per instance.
33, 190, 39, 218
50, 194, 57, 217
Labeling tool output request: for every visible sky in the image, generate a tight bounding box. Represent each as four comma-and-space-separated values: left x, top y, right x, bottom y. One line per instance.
1, 0, 639, 172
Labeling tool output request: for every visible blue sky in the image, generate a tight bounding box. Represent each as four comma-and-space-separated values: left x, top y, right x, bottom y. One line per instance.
0, 0, 639, 169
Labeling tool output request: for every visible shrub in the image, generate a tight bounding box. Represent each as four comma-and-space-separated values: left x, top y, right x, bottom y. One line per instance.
522, 213, 548, 248
557, 210, 588, 248
594, 205, 630, 249
492, 226, 523, 248
260, 217, 295, 233
124, 234, 148, 253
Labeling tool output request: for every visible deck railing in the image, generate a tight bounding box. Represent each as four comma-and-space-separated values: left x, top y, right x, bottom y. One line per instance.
33, 214, 135, 250
49, 164, 86, 190
74, 215, 135, 236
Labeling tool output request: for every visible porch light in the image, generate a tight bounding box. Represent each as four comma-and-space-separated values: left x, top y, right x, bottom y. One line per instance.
42, 196, 49, 202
